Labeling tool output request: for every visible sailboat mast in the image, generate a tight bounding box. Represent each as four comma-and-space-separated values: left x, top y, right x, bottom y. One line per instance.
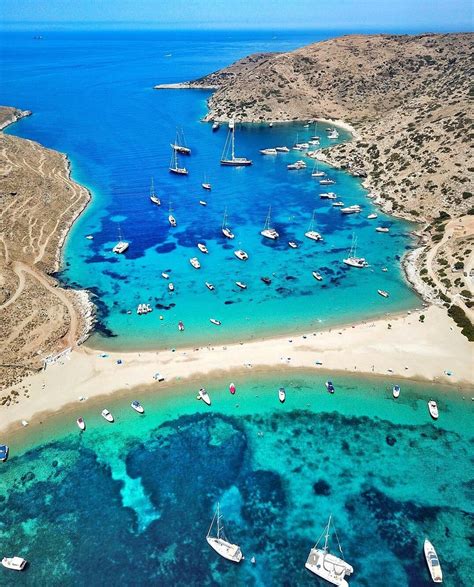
324, 515, 331, 553
207, 506, 217, 538
150, 177, 154, 196
231, 125, 235, 161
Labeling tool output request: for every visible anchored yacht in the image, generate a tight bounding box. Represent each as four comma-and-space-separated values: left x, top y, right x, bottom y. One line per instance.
343, 235, 368, 268
206, 503, 244, 563
1, 557, 27, 571
221, 208, 235, 239
424, 539, 442, 583
220, 119, 252, 166
260, 206, 279, 239
234, 249, 249, 261
305, 210, 323, 241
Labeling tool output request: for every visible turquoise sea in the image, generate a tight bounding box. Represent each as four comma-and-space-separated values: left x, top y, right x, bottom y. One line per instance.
1, 30, 472, 586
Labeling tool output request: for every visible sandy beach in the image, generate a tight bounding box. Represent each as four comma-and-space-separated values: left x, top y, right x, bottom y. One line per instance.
1, 304, 472, 434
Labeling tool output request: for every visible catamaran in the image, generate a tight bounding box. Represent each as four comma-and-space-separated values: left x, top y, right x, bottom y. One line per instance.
169, 145, 188, 175
149, 177, 161, 205
221, 208, 235, 239
206, 502, 244, 563
260, 206, 279, 239
170, 128, 191, 155
112, 226, 129, 254
220, 119, 252, 166
305, 515, 353, 586
343, 235, 368, 268
305, 210, 323, 241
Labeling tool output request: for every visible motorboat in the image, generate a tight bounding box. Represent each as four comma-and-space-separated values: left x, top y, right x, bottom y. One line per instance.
199, 200, 207, 206
312, 271, 323, 281
229, 383, 236, 394
1, 557, 27, 571
206, 502, 243, 563
212, 122, 220, 132
131, 400, 144, 414
428, 400, 439, 420
287, 160, 306, 170
197, 243, 209, 254
261, 276, 272, 285
320, 192, 337, 200
305, 210, 323, 241
168, 282, 174, 292
305, 516, 353, 586
376, 227, 390, 233
190, 257, 201, 269
76, 417, 86, 431
332, 201, 345, 207
101, 409, 114, 423
205, 282, 215, 291
137, 303, 153, 315
236, 281, 247, 289
85, 235, 94, 239
320, 178, 336, 185
220, 119, 252, 166
260, 148, 277, 155
0, 444, 9, 462
341, 205, 361, 215
275, 146, 290, 152
326, 381, 335, 394
367, 213, 378, 219
210, 318, 221, 326
197, 387, 211, 405
392, 385, 400, 399
234, 249, 249, 261
222, 208, 235, 239
424, 539, 443, 583
279, 387, 286, 403
260, 206, 279, 239
161, 272, 169, 279
378, 289, 389, 298
178, 321, 185, 331
149, 177, 161, 205
288, 241, 298, 249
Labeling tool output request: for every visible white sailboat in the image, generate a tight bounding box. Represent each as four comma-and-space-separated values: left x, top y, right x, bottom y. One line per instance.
305, 210, 323, 241
168, 202, 177, 227
222, 208, 235, 239
343, 235, 368, 268
170, 128, 191, 155
112, 225, 129, 254
311, 160, 326, 177
305, 515, 353, 586
260, 205, 279, 239
169, 144, 188, 175
149, 177, 161, 205
206, 502, 244, 563
220, 119, 252, 166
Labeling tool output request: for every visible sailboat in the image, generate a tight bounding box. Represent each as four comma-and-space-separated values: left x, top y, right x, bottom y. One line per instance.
149, 177, 161, 205
206, 502, 244, 563
112, 225, 129, 253
169, 145, 188, 175
305, 516, 353, 586
311, 160, 326, 178
343, 234, 368, 268
305, 210, 323, 241
221, 208, 235, 239
170, 128, 191, 155
220, 119, 252, 166
202, 174, 212, 190
260, 206, 279, 239
168, 202, 177, 227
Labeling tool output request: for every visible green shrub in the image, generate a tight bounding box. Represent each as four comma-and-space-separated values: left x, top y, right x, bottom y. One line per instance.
448, 305, 474, 341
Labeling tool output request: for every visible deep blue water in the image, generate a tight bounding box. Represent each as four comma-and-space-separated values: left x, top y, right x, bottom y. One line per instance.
0, 29, 419, 350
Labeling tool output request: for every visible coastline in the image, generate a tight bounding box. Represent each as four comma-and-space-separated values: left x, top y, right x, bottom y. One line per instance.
2, 303, 472, 435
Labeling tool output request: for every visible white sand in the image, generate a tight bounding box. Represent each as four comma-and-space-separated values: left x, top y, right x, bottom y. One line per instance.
1, 305, 472, 434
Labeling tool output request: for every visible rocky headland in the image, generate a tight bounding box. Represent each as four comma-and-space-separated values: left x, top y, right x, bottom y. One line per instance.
0, 106, 93, 400
157, 33, 474, 337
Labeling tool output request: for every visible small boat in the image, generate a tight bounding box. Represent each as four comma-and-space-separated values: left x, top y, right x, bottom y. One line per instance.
428, 400, 439, 420
236, 281, 247, 289
305, 210, 323, 241
275, 146, 290, 152
161, 272, 169, 279
287, 160, 306, 170
205, 282, 215, 291
1, 557, 27, 571
190, 257, 201, 269
424, 539, 443, 583
332, 201, 345, 207
197, 387, 211, 405
320, 178, 336, 185
376, 227, 390, 233
229, 383, 236, 394
170, 128, 191, 155
137, 303, 153, 315
326, 381, 335, 394
178, 321, 185, 331
202, 182, 212, 190
220, 119, 252, 166
112, 226, 129, 254
260, 148, 278, 155
305, 515, 353, 586
269, 122, 273, 127
367, 213, 378, 219
76, 417, 86, 431
210, 318, 221, 326
0, 444, 9, 462
168, 282, 175, 292
378, 289, 389, 298
197, 243, 209, 254
279, 387, 286, 403
392, 385, 400, 399
212, 121, 220, 132
101, 409, 114, 423
168, 202, 177, 226
207, 502, 243, 563
234, 249, 249, 261
149, 177, 161, 205
222, 208, 235, 239
327, 128, 340, 139
260, 206, 279, 239
85, 234, 94, 240
311, 161, 326, 177
312, 271, 323, 281
288, 241, 298, 249
341, 205, 361, 215
320, 192, 337, 200
251, 556, 256, 564
169, 144, 188, 175
131, 400, 144, 414
261, 276, 272, 285
343, 235, 369, 268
